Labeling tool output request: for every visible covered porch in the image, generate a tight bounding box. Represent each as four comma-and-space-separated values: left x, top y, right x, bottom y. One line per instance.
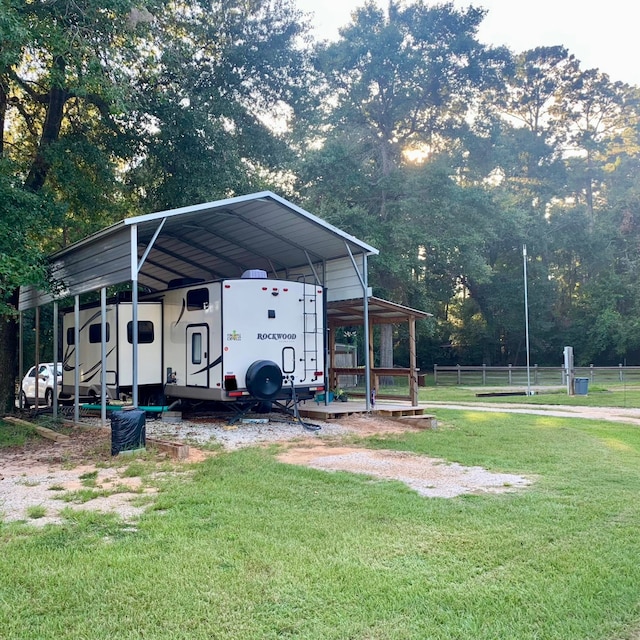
326, 297, 432, 406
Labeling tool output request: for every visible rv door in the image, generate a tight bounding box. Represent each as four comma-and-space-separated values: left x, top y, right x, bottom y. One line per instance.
186, 324, 209, 387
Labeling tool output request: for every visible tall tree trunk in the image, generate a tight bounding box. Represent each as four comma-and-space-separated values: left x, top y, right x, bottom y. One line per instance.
3, 59, 67, 410
0, 79, 6, 157
585, 150, 595, 231
1, 79, 17, 412
0, 290, 19, 413
380, 323, 394, 386
24, 56, 68, 192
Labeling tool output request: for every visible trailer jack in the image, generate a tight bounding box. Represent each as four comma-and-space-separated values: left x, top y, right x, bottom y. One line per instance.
272, 381, 321, 432
224, 383, 322, 432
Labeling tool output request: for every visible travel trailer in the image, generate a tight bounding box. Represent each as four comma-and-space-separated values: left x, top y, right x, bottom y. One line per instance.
61, 271, 326, 407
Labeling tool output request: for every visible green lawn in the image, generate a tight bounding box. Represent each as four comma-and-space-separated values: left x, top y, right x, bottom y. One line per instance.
0, 418, 39, 447
417, 383, 640, 408
2, 411, 640, 639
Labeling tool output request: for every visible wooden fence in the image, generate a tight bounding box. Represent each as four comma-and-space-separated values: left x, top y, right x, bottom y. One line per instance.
432, 364, 640, 386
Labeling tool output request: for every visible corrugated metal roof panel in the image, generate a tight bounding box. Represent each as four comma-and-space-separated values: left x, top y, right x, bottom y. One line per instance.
19, 192, 379, 310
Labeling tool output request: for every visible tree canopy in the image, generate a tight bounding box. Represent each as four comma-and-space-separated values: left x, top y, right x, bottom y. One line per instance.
3, 0, 640, 408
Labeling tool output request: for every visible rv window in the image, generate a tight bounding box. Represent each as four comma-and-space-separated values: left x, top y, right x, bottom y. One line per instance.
191, 332, 202, 365
67, 328, 75, 345
89, 322, 110, 343
187, 288, 209, 311
127, 321, 155, 344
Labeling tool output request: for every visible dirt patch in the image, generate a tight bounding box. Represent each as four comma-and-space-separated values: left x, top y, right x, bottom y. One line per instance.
0, 427, 202, 527
1, 412, 531, 525
277, 445, 531, 498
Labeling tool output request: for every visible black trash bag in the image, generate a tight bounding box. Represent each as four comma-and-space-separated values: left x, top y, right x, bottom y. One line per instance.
111, 409, 146, 456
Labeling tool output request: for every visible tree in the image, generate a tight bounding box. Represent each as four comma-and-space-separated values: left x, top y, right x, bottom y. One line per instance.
298, 1, 510, 367
0, 0, 161, 410
127, 0, 311, 210
0, 0, 311, 410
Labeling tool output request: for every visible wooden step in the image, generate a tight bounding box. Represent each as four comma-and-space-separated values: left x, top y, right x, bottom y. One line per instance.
392, 414, 438, 429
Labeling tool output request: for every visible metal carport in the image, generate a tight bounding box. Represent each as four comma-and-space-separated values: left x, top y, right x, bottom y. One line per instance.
19, 191, 379, 421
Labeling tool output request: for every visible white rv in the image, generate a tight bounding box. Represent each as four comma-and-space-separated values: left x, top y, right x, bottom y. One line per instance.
61, 272, 326, 407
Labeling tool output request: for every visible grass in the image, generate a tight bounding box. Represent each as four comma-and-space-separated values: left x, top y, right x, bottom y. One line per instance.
1, 410, 640, 638
0, 419, 39, 447
417, 383, 640, 408
79, 470, 99, 487
350, 379, 640, 408
26, 505, 47, 519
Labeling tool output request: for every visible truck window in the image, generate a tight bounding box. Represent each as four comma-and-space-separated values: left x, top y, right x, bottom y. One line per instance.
187, 288, 209, 311
127, 321, 155, 344
89, 322, 110, 343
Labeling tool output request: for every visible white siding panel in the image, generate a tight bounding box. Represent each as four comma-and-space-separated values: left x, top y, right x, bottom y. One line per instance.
325, 256, 369, 302
294, 256, 371, 303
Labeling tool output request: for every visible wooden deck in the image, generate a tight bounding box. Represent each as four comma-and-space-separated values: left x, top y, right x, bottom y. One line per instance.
298, 400, 436, 428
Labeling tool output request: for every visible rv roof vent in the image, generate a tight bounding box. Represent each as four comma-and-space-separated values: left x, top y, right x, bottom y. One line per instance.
241, 269, 268, 279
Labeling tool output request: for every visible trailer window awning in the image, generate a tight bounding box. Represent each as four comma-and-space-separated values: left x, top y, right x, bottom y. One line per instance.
19, 191, 379, 310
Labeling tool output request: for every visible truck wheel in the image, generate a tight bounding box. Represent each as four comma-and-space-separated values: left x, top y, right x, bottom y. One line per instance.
45, 389, 53, 408
19, 391, 29, 408
245, 360, 283, 401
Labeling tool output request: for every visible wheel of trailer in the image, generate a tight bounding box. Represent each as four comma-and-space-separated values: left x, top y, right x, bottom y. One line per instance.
245, 360, 283, 401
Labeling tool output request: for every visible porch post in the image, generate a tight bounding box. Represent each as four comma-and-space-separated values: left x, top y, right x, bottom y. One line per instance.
329, 325, 336, 396
409, 315, 418, 405
362, 255, 372, 410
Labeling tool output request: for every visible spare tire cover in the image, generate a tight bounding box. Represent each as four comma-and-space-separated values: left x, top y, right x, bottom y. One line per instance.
245, 360, 283, 400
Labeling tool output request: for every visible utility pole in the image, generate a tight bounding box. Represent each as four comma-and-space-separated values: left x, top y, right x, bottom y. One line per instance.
523, 245, 532, 396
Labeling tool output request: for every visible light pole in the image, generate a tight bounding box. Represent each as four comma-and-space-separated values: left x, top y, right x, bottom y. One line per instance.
523, 244, 532, 396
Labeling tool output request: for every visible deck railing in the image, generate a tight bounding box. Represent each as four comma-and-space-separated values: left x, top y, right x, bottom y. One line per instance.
331, 367, 418, 403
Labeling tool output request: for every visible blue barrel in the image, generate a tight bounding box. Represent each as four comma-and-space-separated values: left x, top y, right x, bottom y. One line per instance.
574, 378, 589, 396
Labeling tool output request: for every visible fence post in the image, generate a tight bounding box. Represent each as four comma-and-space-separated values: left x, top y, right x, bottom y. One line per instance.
619, 363, 624, 382
508, 364, 512, 385
590, 364, 594, 383
457, 364, 461, 385
433, 364, 438, 386
534, 364, 538, 385
482, 363, 486, 385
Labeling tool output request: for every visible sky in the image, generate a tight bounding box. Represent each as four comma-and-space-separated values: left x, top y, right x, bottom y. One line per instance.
294, 0, 640, 87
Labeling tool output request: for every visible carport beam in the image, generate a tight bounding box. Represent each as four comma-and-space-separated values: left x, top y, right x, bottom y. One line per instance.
130, 219, 165, 409
53, 301, 58, 419
101, 288, 107, 426
35, 307, 40, 408
131, 225, 139, 408
18, 312, 23, 409
345, 244, 371, 411
74, 296, 80, 424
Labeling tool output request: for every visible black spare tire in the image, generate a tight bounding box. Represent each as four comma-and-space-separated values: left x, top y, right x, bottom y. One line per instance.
245, 360, 283, 400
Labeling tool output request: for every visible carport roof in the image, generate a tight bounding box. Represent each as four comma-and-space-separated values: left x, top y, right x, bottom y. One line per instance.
19, 191, 379, 309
